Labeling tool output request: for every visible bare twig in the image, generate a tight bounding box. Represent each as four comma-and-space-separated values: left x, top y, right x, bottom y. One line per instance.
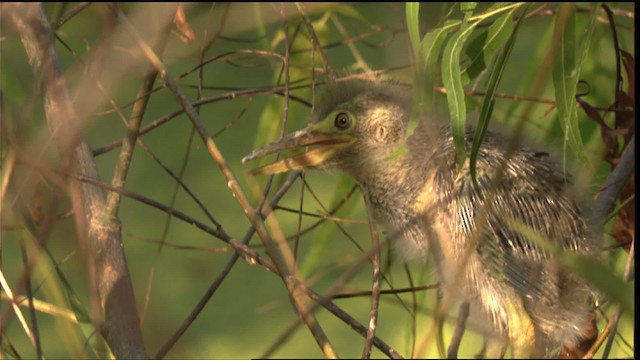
302, 282, 404, 359
447, 302, 470, 359
295, 2, 338, 86
155, 171, 299, 359
72, 173, 403, 359
361, 196, 381, 359
112, 6, 338, 358
19, 242, 43, 359
54, 2, 91, 28
0, 269, 36, 349
105, 5, 173, 217
104, 4, 173, 326
592, 135, 635, 227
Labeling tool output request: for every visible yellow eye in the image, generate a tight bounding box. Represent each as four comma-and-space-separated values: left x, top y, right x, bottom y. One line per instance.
334, 112, 351, 130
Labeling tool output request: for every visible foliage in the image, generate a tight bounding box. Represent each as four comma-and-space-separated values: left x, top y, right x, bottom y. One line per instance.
0, 2, 634, 358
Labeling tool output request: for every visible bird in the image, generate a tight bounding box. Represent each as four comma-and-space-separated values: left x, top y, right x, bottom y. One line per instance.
242, 78, 598, 358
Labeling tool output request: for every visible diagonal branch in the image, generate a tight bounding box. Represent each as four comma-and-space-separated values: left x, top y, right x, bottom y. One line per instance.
111, 5, 338, 358
592, 135, 635, 228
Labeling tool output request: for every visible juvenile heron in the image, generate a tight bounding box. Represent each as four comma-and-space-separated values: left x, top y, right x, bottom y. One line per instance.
242, 79, 597, 358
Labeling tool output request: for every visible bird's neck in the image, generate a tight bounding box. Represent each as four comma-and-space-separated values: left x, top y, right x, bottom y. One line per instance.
354, 126, 443, 209
352, 121, 447, 232
356, 152, 434, 216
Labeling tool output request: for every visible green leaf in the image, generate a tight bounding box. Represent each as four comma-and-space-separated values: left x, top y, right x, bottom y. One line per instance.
460, 2, 477, 13
470, 5, 529, 185
17, 214, 92, 323
388, 2, 424, 161
442, 13, 477, 167
399, 28, 450, 164
15, 217, 93, 357
576, 3, 599, 72
465, 8, 515, 81
420, 26, 449, 109
551, 3, 591, 168
406, 2, 421, 62
406, 1, 424, 130
334, 4, 369, 24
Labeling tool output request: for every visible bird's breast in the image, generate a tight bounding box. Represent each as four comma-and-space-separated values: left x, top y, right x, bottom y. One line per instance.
364, 172, 451, 264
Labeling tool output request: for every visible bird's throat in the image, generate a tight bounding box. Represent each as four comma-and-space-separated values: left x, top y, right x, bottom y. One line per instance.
358, 154, 433, 216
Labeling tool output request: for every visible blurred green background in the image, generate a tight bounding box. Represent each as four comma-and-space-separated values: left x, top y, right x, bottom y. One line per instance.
1, 3, 634, 358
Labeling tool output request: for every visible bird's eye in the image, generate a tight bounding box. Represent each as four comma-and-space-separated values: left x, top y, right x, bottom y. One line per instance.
334, 112, 351, 130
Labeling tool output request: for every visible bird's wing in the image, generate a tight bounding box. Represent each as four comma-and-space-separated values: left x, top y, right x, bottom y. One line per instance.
444, 147, 589, 299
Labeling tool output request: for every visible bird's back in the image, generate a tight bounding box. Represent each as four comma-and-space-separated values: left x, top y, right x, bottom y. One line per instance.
414, 125, 597, 356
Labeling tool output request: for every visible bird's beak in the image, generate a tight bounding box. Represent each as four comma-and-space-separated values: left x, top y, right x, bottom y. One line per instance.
242, 126, 353, 175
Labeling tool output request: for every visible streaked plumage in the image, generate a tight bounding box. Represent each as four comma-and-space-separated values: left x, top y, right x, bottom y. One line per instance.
243, 79, 597, 358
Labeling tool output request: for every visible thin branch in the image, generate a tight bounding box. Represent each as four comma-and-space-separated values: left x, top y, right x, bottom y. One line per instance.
0, 269, 36, 349
295, 2, 338, 86
155, 171, 298, 359
361, 196, 381, 358
113, 6, 338, 358
91, 86, 310, 156
72, 172, 403, 359
592, 135, 635, 226
105, 5, 173, 326
0, 294, 78, 323
54, 2, 91, 28
105, 6, 173, 216
447, 301, 470, 359
329, 284, 439, 299
19, 242, 43, 359
302, 282, 404, 359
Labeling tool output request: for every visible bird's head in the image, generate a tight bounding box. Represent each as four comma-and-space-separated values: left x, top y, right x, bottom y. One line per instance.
242, 79, 413, 180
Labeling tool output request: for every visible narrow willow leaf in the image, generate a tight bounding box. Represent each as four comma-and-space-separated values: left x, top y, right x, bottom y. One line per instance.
420, 26, 448, 109
394, 6, 456, 162
19, 225, 91, 357
482, 2, 511, 13
442, 17, 477, 166
576, 3, 599, 70
406, 2, 424, 138
460, 2, 477, 12
470, 5, 529, 184
551, 3, 589, 168
482, 10, 515, 64
465, 8, 515, 81
406, 2, 421, 61
18, 215, 91, 323
385, 2, 422, 161
334, 3, 369, 23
